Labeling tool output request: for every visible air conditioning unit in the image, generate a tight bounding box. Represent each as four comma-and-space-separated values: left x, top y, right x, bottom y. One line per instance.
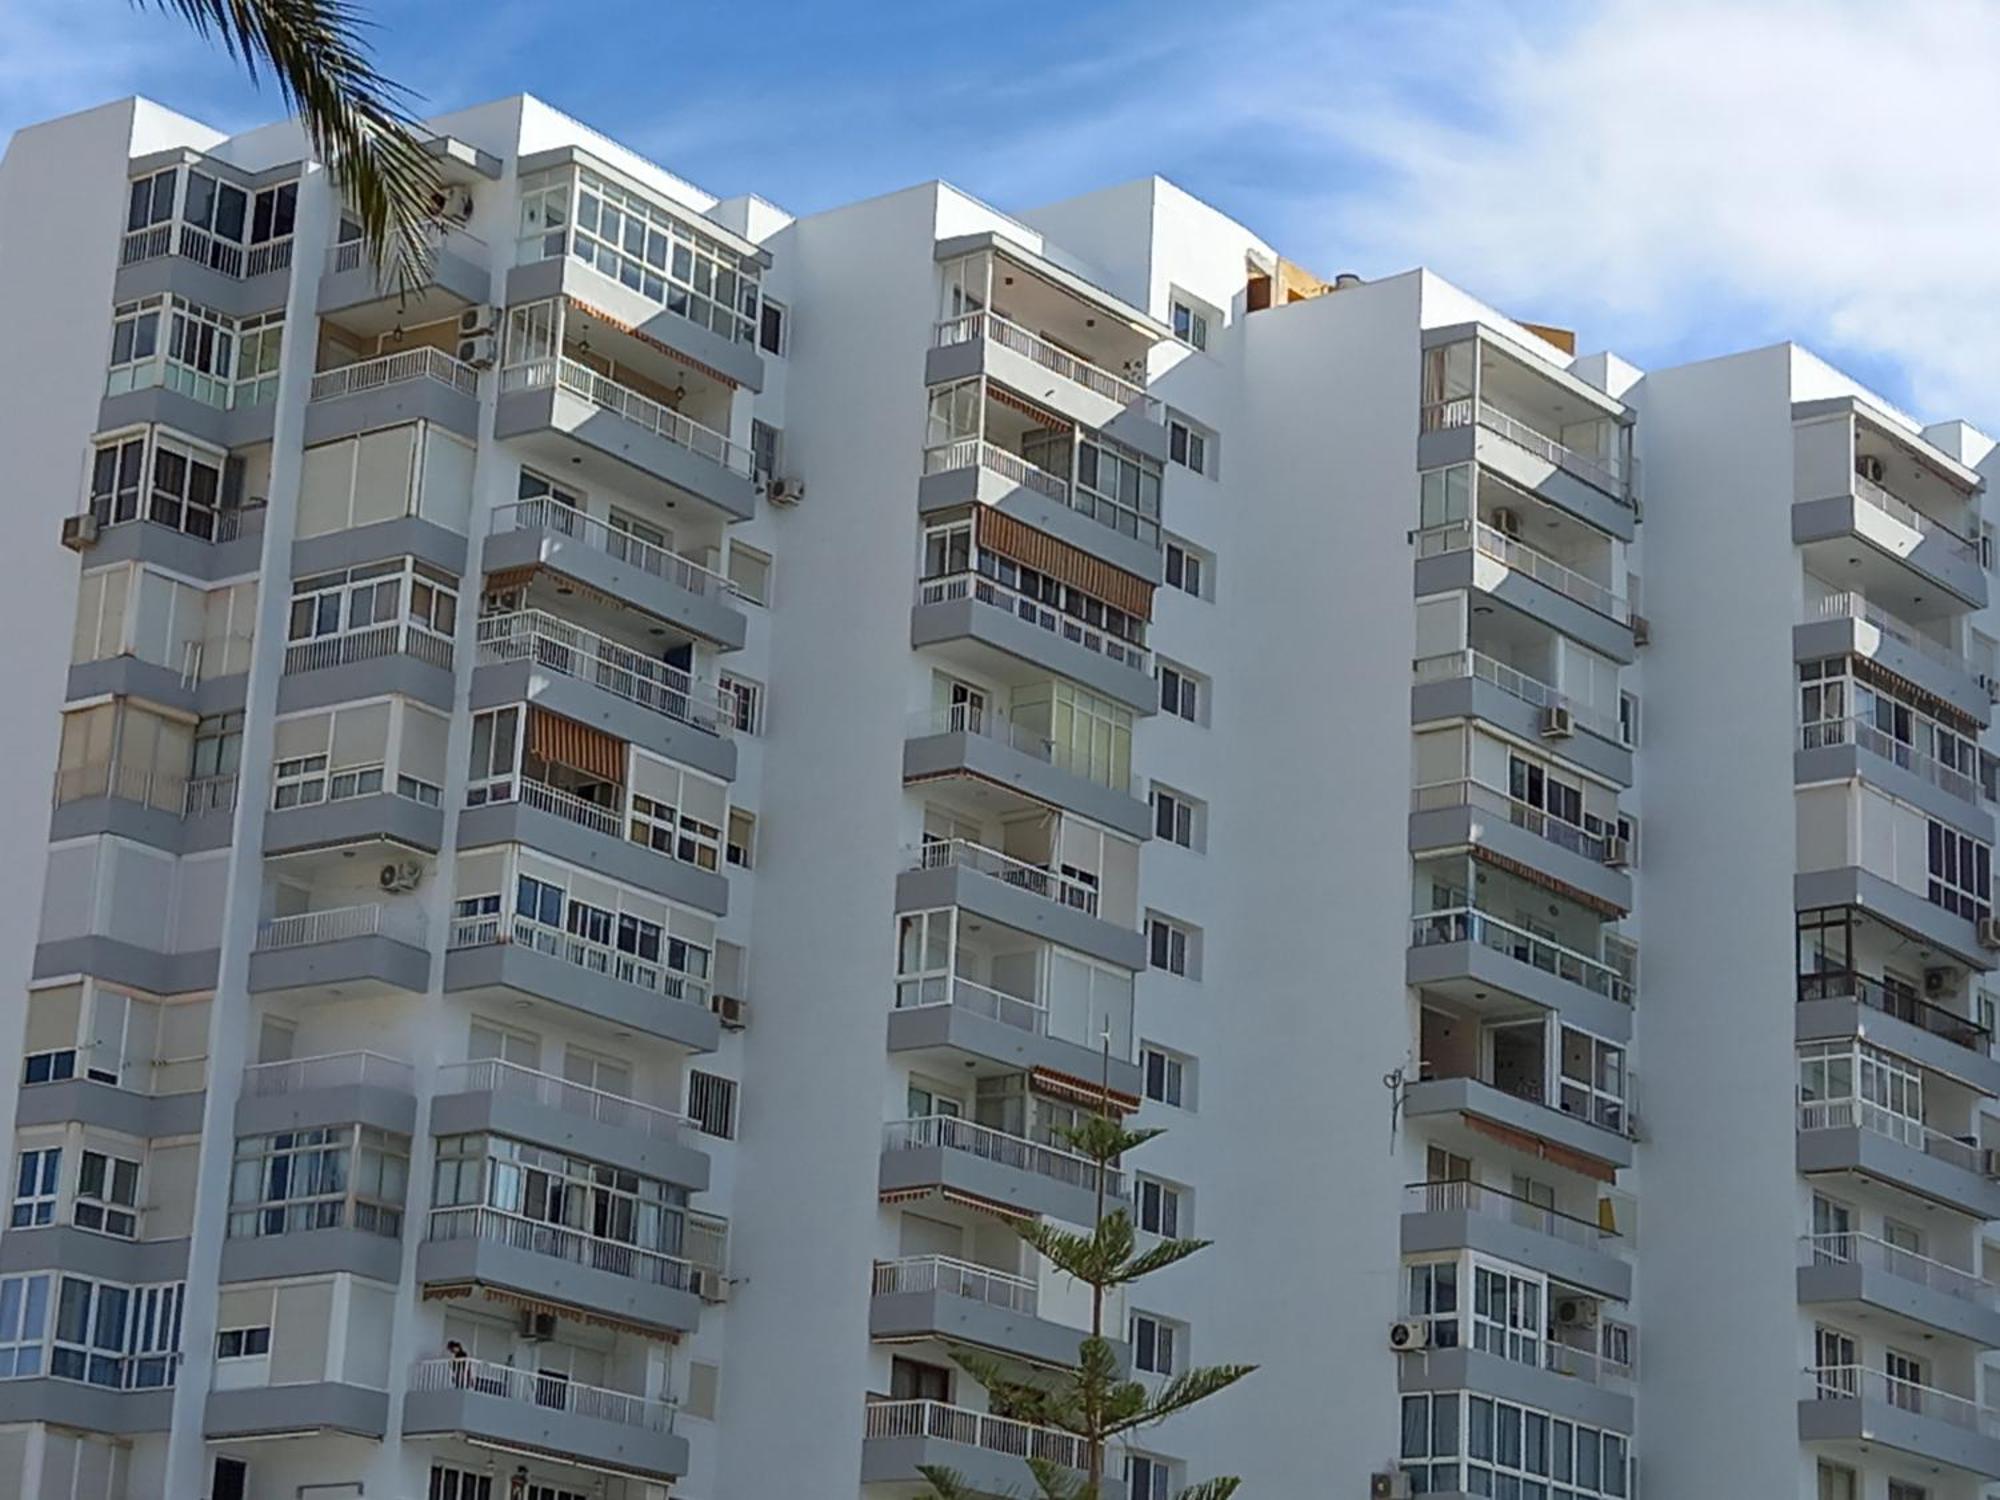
1370, 1473, 1413, 1500
695, 1269, 729, 1305
435, 185, 475, 223
1925, 967, 1954, 997
60, 513, 100, 551
456, 334, 497, 369
458, 304, 499, 338
1603, 835, 1631, 869
378, 860, 424, 894
1857, 453, 1887, 484
1540, 703, 1575, 739
712, 994, 749, 1030
1630, 613, 1650, 647
1387, 1319, 1430, 1352
518, 1311, 557, 1342
1979, 916, 2000, 951
1555, 1298, 1599, 1329
1491, 507, 1521, 538
766, 477, 806, 506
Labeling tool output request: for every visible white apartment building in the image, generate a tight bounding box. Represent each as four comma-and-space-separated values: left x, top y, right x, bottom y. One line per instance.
0, 89, 1995, 1500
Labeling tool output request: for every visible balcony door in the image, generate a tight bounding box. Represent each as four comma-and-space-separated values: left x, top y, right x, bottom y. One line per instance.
1809, 1194, 1852, 1265
1486, 1021, 1546, 1105
1814, 1326, 1857, 1395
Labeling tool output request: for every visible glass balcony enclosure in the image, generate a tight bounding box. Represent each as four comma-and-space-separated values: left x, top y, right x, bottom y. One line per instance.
1418, 1003, 1629, 1138
1416, 462, 1627, 623
1800, 906, 1993, 1054
1421, 333, 1634, 504
121, 158, 297, 278
1414, 589, 1629, 747
1411, 853, 1637, 1008
1797, 1037, 1984, 1169
915, 669, 1137, 798
107, 295, 284, 411
916, 797, 1141, 933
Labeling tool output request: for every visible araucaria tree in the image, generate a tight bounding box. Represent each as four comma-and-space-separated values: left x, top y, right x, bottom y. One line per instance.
919, 1108, 1255, 1500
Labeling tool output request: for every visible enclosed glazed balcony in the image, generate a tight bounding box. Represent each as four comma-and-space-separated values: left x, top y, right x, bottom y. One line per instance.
1411, 626, 1632, 790
116, 153, 296, 314
1403, 1179, 1629, 1303
898, 826, 1145, 973
904, 694, 1149, 841
1408, 777, 1632, 917
1800, 1365, 2000, 1481
404, 1355, 686, 1482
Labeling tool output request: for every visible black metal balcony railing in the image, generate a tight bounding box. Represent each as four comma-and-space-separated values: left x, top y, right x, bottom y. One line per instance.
1798, 970, 1992, 1054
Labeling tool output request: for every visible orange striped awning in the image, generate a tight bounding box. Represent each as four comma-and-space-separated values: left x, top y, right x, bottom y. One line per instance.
976, 506, 1153, 621
988, 383, 1069, 430
420, 1282, 681, 1342
527, 706, 625, 784
1031, 1065, 1139, 1115
1470, 847, 1621, 919
567, 296, 740, 390
1463, 1114, 1617, 1184
878, 1185, 1036, 1224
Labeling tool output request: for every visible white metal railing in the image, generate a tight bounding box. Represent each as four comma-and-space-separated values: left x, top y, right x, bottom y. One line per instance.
915, 837, 1104, 918
1403, 1180, 1615, 1250
1800, 717, 1980, 806
896, 973, 1049, 1035
284, 620, 454, 676
1410, 906, 1635, 1006
475, 609, 732, 736
907, 704, 1053, 760
872, 1254, 1040, 1316
501, 356, 753, 476
864, 1398, 1087, 1471
120, 221, 293, 280
492, 497, 734, 600
1412, 648, 1623, 743
1476, 400, 1629, 501
448, 912, 712, 1011
325, 222, 486, 278
1543, 1337, 1635, 1388
425, 1204, 699, 1294
184, 772, 239, 819
1411, 779, 1619, 866
918, 571, 1150, 677
1853, 474, 1981, 562
1415, 520, 1629, 622
1811, 587, 1983, 682
309, 347, 479, 403
254, 902, 426, 953
241, 1051, 413, 1096
52, 762, 186, 814
435, 1057, 693, 1140
1801, 1232, 2000, 1309
410, 1355, 673, 1433
1805, 1365, 2000, 1437
924, 437, 1071, 503
1797, 1097, 1985, 1174
883, 1115, 1125, 1199
519, 777, 625, 839
936, 311, 1159, 417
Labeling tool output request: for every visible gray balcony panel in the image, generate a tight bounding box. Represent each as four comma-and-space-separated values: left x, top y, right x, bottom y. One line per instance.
414, 1233, 700, 1336
1795, 743, 1993, 840
886, 1002, 1144, 1099
303, 375, 480, 446
12, 1081, 205, 1138
1797, 997, 2000, 1097
1796, 1125, 2000, 1219
0, 1380, 173, 1434
262, 794, 445, 856
506, 256, 764, 394
1797, 1258, 2000, 1348
65, 656, 248, 719
1795, 616, 1991, 724
878, 1143, 1104, 1228
860, 1433, 1123, 1497
870, 1289, 1100, 1369
895, 862, 1146, 972
220, 1227, 404, 1284
924, 337, 1167, 462
495, 386, 756, 522
1402, 1206, 1630, 1302
318, 239, 488, 317
1417, 423, 1635, 542
468, 659, 737, 783
1407, 804, 1632, 913
113, 252, 290, 318
0, 1227, 189, 1283
1793, 494, 1988, 610
80, 518, 265, 583
205, 1381, 391, 1440
1398, 1345, 1633, 1433
916, 463, 1163, 585
277, 654, 455, 715
246, 933, 431, 998
404, 1383, 688, 1482
292, 516, 469, 578
1411, 675, 1632, 787
457, 799, 728, 917
1414, 549, 1634, 664
1404, 939, 1633, 1045
903, 729, 1152, 841
1403, 1076, 1633, 1171
1799, 1394, 2000, 1480
98, 387, 276, 451
911, 597, 1156, 717
441, 942, 720, 1053
234, 1082, 418, 1138
429, 1087, 710, 1192
480, 523, 747, 649
32, 938, 220, 995
50, 795, 195, 855
1794, 867, 1993, 971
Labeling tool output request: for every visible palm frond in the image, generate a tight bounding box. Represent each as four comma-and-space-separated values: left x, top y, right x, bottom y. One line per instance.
1174, 1479, 1242, 1500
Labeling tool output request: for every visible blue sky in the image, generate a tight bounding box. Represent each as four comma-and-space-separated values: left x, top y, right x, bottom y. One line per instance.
6, 0, 1998, 427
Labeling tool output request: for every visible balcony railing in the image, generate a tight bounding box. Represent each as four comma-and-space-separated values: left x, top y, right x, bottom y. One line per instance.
517, 777, 625, 839
1802, 1232, 2000, 1309
500, 356, 754, 477
1411, 779, 1621, 867
475, 609, 733, 737
425, 1203, 700, 1294
1798, 970, 1992, 1053
308, 347, 479, 403
1810, 588, 1983, 683
490, 497, 734, 601
241, 1051, 414, 1096
924, 436, 1070, 502
936, 311, 1159, 418
918, 571, 1150, 677
1801, 716, 1980, 806
1415, 521, 1629, 622
184, 772, 240, 819
1409, 906, 1635, 1006
52, 762, 187, 815
896, 972, 1048, 1034
1403, 1180, 1617, 1251
913, 838, 1104, 918
410, 1355, 673, 1433
864, 1398, 1087, 1471
1853, 474, 1981, 562
883, 1115, 1125, 1199
447, 912, 712, 1011
120, 221, 294, 280
1422, 398, 1633, 503
435, 1058, 693, 1141
1412, 648, 1623, 744
872, 1253, 1039, 1316
325, 222, 487, 279
1805, 1365, 2000, 1438
284, 621, 454, 676
1797, 1097, 1986, 1174
255, 902, 427, 952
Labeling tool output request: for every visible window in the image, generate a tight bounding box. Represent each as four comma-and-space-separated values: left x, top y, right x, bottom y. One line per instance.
1152, 787, 1203, 850
127, 168, 178, 232
1815, 1325, 1858, 1393
227, 1126, 409, 1239
215, 1324, 271, 1358
287, 559, 456, 655
750, 418, 782, 481
248, 182, 297, 247
431, 1134, 688, 1261
1163, 538, 1207, 599
1012, 681, 1132, 792
1169, 293, 1211, 351
1135, 1176, 1184, 1236
74, 1152, 140, 1238
213, 1459, 250, 1500
1406, 1259, 1459, 1347
727, 544, 771, 606
1072, 434, 1163, 542
1159, 662, 1203, 723
1168, 416, 1211, 476
86, 433, 148, 527
726, 807, 756, 869
1409, 1391, 1629, 1498
758, 298, 788, 356
1559, 1028, 1626, 1135
1472, 1260, 1542, 1366
0, 1273, 50, 1377
428, 1465, 494, 1500
1148, 915, 1198, 979
1885, 1348, 1925, 1411
272, 753, 329, 808
891, 1355, 951, 1402
720, 674, 763, 735
1130, 1311, 1180, 1375
1141, 1046, 1189, 1108
467, 706, 521, 804
47, 1275, 183, 1390
11, 1149, 59, 1228
687, 1071, 737, 1139
23, 1049, 76, 1087
627, 757, 727, 872
1929, 819, 1992, 923
1127, 1454, 1175, 1500
1887, 1482, 1927, 1500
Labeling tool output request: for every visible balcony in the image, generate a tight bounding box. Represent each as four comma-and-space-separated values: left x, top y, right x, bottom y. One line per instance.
1402, 1180, 1629, 1302
1404, 1040, 1635, 1174
279, 619, 456, 715
404, 1355, 686, 1482
432, 1057, 709, 1191
0, 1355, 179, 1436
14, 1050, 206, 1140
1414, 520, 1633, 664
890, 974, 1141, 1103
247, 902, 431, 1000
903, 705, 1150, 842
483, 497, 745, 649
920, 436, 1163, 587
1800, 586, 1990, 723
1409, 779, 1632, 914
881, 1116, 1123, 1227
1798, 1233, 2000, 1348
1795, 470, 1986, 611
1397, 1335, 1634, 1435
50, 761, 237, 856
65, 503, 266, 584
417, 1204, 701, 1337
1409, 904, 1635, 1045
318, 224, 490, 325
116, 216, 292, 319
1797, 970, 2000, 1096
1799, 717, 1989, 832
495, 356, 757, 522
263, 783, 445, 857
1800, 1365, 2000, 1480
234, 1051, 417, 1139
870, 1254, 1102, 1370
929, 310, 1165, 455
1797, 1098, 2000, 1219
912, 572, 1156, 717
304, 347, 481, 446
1419, 396, 1636, 542
897, 839, 1146, 972
1411, 649, 1632, 787
861, 1397, 1112, 1495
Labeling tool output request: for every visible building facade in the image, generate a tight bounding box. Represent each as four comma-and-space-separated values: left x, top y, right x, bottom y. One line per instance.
0, 91, 1993, 1500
